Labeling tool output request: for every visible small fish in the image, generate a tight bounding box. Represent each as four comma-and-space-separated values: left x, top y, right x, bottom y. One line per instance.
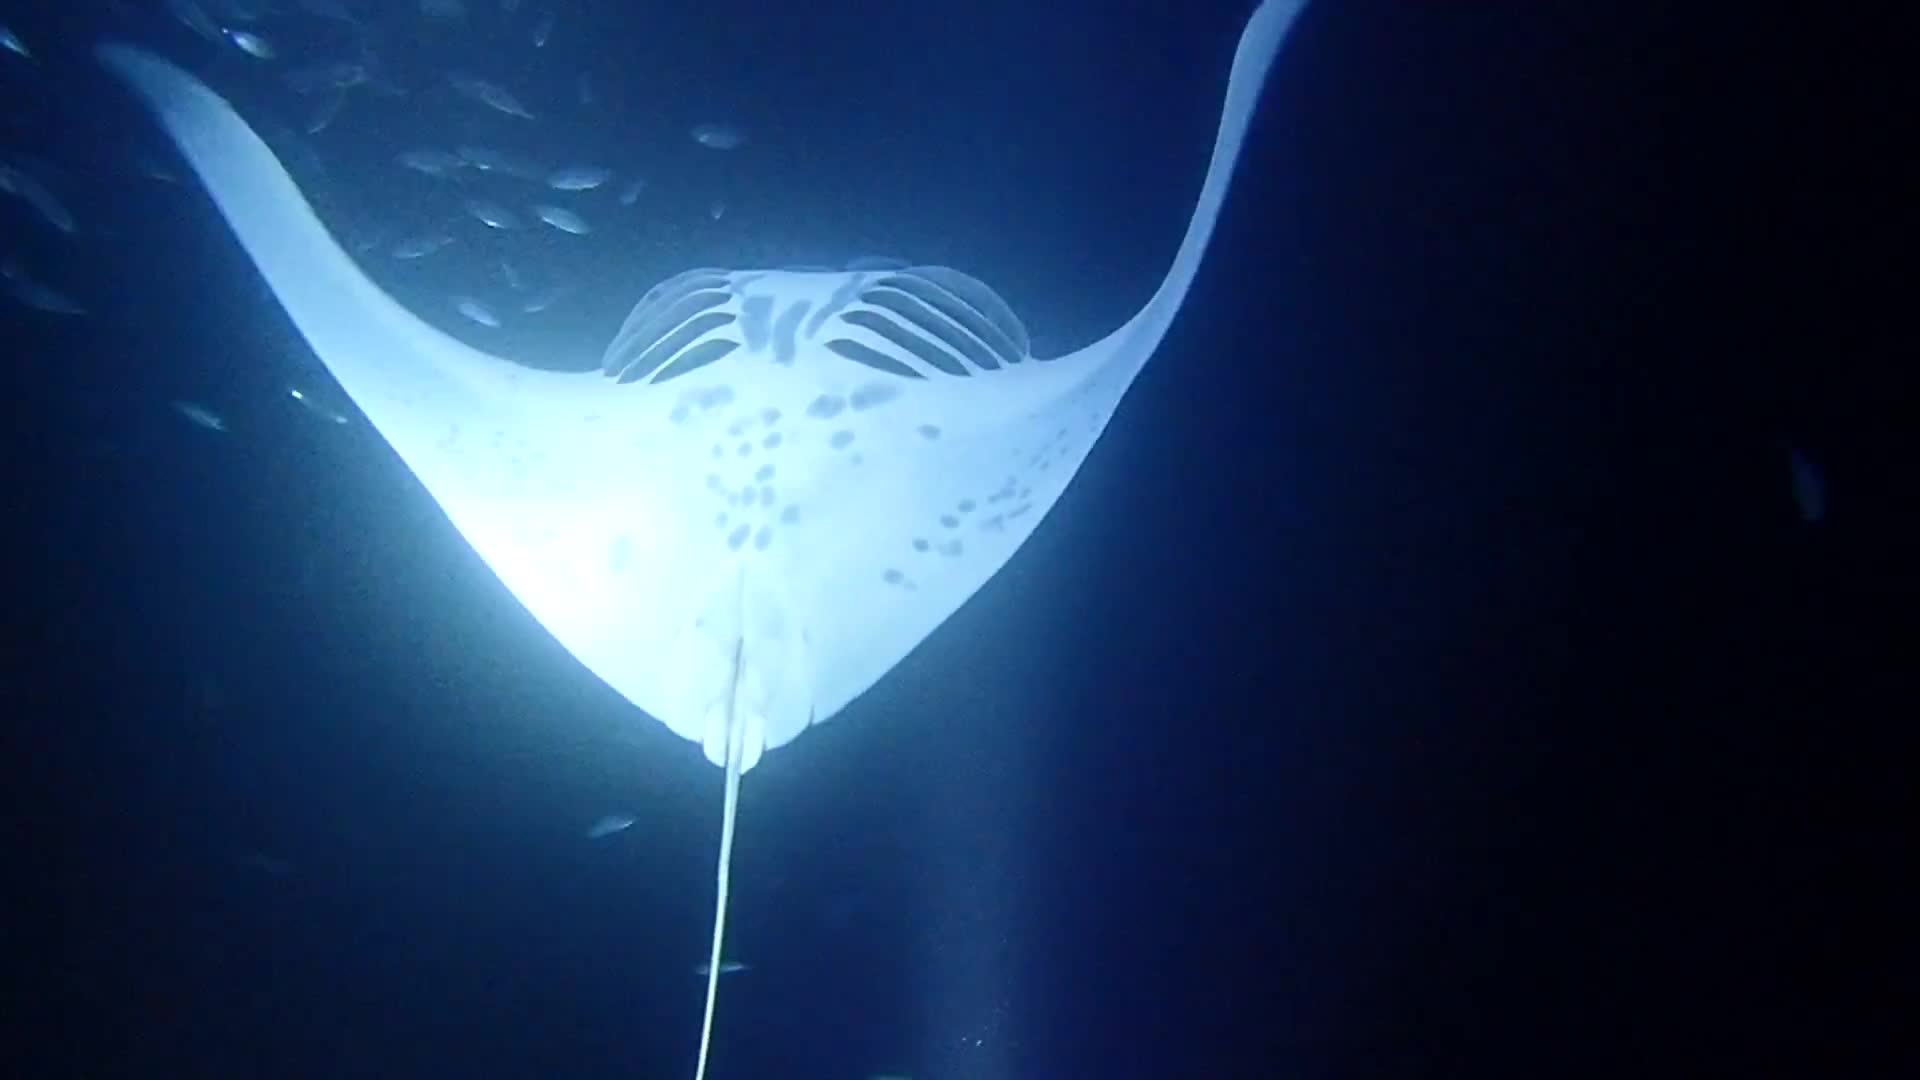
397, 149, 464, 176
2, 267, 85, 315
344, 224, 387, 256
455, 145, 544, 180
691, 122, 746, 150
2, 25, 32, 61
456, 146, 502, 170
532, 204, 589, 235
586, 813, 634, 839
391, 232, 453, 259
453, 295, 500, 327
166, 0, 223, 42
306, 91, 346, 134
133, 155, 183, 185
463, 199, 521, 229
0, 164, 77, 234
617, 176, 646, 205
709, 199, 726, 221
449, 73, 535, 120
288, 387, 350, 425
530, 11, 554, 47
546, 164, 610, 191
521, 284, 567, 313
692, 960, 749, 977
224, 28, 276, 60
172, 400, 226, 432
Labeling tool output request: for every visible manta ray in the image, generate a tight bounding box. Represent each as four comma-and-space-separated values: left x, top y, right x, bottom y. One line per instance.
98, 1, 1314, 1075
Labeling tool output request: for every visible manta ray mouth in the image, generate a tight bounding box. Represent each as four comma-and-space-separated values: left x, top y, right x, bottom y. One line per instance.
602, 264, 1035, 387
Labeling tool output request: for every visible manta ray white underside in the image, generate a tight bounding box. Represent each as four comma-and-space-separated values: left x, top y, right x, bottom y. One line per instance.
99, 1, 1312, 1075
